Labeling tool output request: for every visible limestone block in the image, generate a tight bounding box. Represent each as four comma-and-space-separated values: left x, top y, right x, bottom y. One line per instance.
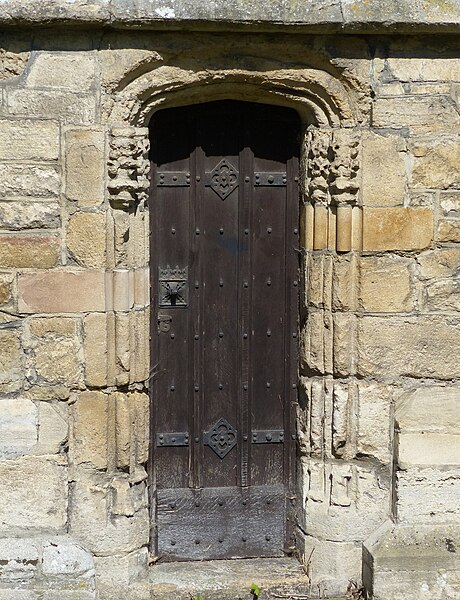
386, 57, 460, 82
357, 382, 392, 464
398, 433, 460, 468
296, 531, 362, 598
114, 391, 149, 469
26, 53, 96, 91
359, 256, 414, 312
440, 192, 460, 215
0, 537, 39, 585
0, 234, 59, 268
67, 212, 106, 268
33, 337, 82, 386
69, 468, 149, 555
423, 278, 460, 312
0, 329, 22, 392
18, 271, 106, 313
362, 208, 433, 251
0, 200, 60, 230
332, 312, 356, 377
396, 386, 460, 434
0, 119, 59, 161
71, 391, 108, 469
300, 458, 390, 542
396, 468, 460, 523
42, 538, 94, 577
0, 272, 13, 305
417, 248, 460, 280
65, 130, 106, 208
6, 89, 96, 125
0, 455, 67, 534
372, 96, 460, 134
358, 316, 460, 379
42, 592, 95, 600
365, 524, 460, 600
110, 477, 148, 517
0, 164, 60, 197
83, 313, 108, 387
36, 402, 68, 455
0, 398, 36, 459
361, 132, 406, 207
99, 48, 159, 90
332, 256, 357, 311
411, 139, 460, 189
94, 548, 148, 600
437, 219, 460, 243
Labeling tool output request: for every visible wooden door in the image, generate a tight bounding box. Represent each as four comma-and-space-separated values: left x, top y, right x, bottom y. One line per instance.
149, 100, 299, 561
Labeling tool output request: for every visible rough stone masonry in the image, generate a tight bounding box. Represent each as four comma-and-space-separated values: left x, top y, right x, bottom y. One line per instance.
0, 1, 459, 598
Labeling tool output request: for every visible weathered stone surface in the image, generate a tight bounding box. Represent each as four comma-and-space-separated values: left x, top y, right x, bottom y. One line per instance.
300, 459, 390, 542
6, 89, 96, 125
297, 531, 362, 598
0, 235, 59, 268
359, 256, 414, 312
29, 316, 78, 337
71, 391, 108, 469
26, 53, 96, 91
0, 49, 30, 80
83, 313, 108, 387
373, 96, 460, 134
362, 207, 433, 251
0, 119, 59, 161
113, 391, 149, 469
0, 164, 60, 197
0, 201, 60, 230
411, 139, 460, 189
423, 279, 460, 312
42, 538, 94, 576
417, 248, 460, 279
65, 130, 106, 208
36, 402, 68, 455
0, 330, 22, 392
361, 132, 406, 207
398, 433, 460, 468
396, 386, 460, 434
67, 212, 106, 268
437, 218, 460, 243
397, 468, 460, 523
0, 456, 67, 534
358, 316, 460, 379
18, 271, 106, 313
0, 272, 13, 305
366, 525, 460, 600
440, 192, 460, 215
69, 468, 149, 556
385, 57, 460, 82
0, 397, 37, 459
33, 338, 82, 386
357, 382, 392, 464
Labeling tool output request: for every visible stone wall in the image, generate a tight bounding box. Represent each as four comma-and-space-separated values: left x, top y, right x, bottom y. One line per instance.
0, 28, 459, 599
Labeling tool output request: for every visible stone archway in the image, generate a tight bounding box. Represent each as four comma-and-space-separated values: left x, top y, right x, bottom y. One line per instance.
76, 53, 385, 596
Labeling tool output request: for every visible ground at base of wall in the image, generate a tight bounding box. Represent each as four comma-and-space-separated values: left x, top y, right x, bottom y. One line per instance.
148, 557, 346, 600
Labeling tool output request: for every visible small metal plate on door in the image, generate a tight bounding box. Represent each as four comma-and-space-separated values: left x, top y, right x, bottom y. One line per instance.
156, 432, 189, 447
159, 266, 188, 308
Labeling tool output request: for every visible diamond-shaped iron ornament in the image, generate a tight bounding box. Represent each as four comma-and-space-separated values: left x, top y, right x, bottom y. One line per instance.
204, 417, 238, 459
209, 159, 239, 200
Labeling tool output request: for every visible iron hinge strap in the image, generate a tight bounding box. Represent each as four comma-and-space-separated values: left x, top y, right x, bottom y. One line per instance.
156, 429, 285, 447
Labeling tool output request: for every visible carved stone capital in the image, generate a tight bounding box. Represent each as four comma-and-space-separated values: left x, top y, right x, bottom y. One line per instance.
108, 126, 150, 210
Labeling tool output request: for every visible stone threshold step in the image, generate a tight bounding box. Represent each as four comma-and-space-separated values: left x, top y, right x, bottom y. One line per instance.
149, 557, 346, 599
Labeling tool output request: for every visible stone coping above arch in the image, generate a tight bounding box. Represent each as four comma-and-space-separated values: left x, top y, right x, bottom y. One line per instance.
0, 0, 460, 32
